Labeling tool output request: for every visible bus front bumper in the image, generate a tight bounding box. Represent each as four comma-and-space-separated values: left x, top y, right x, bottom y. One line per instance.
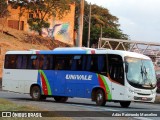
126, 88, 156, 103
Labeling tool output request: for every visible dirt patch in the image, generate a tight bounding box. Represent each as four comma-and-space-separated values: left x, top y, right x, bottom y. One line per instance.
0, 42, 12, 48
0, 27, 72, 77
3, 31, 18, 39
22, 34, 71, 49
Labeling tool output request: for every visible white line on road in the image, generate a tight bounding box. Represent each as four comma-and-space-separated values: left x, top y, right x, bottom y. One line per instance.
133, 117, 153, 120
69, 104, 155, 120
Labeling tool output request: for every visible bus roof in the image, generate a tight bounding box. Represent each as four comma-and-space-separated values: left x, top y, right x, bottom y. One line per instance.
5, 47, 150, 60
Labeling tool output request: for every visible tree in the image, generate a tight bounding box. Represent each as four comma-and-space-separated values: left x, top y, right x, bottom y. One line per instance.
27, 0, 74, 36
0, 0, 9, 18
75, 1, 129, 47
0, 0, 10, 33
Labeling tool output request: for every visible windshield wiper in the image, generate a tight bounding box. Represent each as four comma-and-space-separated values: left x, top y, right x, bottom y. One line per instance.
141, 65, 144, 81
141, 65, 154, 87
141, 65, 148, 84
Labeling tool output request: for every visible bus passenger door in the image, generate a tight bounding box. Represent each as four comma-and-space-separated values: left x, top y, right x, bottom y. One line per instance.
108, 54, 125, 101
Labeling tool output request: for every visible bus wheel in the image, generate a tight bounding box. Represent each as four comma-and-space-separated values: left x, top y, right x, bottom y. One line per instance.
95, 89, 106, 106
120, 101, 131, 108
30, 86, 41, 101
54, 96, 68, 103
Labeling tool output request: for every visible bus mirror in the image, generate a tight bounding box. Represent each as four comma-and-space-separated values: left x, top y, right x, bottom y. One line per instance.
125, 63, 128, 73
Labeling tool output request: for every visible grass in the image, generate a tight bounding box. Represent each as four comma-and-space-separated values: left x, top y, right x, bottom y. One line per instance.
0, 98, 72, 120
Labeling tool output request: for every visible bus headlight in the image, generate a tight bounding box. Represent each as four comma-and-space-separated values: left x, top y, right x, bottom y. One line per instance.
128, 88, 134, 94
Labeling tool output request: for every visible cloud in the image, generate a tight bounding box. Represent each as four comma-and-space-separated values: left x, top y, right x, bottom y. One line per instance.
86, 0, 160, 42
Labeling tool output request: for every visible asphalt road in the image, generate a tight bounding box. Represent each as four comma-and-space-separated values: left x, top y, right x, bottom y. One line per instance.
0, 90, 160, 120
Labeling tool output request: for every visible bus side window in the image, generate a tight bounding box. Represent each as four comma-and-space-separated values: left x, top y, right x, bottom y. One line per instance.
4, 55, 9, 69
82, 55, 86, 70
28, 55, 38, 69
108, 54, 124, 85
90, 56, 98, 72
21, 55, 28, 69
98, 55, 107, 75
71, 55, 82, 70
85, 55, 98, 72
49, 55, 54, 69
86, 56, 91, 71
38, 55, 44, 69
8, 55, 17, 69
16, 55, 22, 69
43, 55, 53, 70
55, 56, 71, 70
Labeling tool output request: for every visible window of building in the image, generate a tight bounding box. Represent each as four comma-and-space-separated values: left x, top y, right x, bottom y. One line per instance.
29, 13, 34, 19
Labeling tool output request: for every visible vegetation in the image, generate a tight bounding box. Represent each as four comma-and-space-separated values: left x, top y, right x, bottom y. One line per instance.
0, 98, 38, 111
0, 98, 72, 120
1, 0, 129, 48
75, 1, 129, 47
0, 0, 10, 33
0, 0, 9, 18
9, 0, 74, 36
27, 0, 74, 36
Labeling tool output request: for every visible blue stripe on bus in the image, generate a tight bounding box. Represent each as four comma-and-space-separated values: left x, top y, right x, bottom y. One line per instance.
37, 70, 100, 98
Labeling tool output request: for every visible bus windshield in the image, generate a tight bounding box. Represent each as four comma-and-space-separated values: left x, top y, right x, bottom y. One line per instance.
125, 57, 157, 89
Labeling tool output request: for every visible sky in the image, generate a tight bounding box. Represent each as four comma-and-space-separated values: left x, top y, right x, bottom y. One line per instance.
86, 0, 160, 42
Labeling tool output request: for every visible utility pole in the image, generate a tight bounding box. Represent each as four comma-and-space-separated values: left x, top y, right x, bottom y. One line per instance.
99, 25, 103, 48
87, 3, 91, 48
77, 0, 84, 47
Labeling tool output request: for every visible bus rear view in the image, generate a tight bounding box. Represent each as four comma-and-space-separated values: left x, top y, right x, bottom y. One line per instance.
2, 47, 157, 108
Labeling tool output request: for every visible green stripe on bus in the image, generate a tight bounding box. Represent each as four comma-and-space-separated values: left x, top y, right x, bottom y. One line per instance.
39, 70, 52, 95
100, 75, 112, 100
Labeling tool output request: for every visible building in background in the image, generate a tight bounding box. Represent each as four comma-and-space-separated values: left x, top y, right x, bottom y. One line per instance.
0, 2, 75, 45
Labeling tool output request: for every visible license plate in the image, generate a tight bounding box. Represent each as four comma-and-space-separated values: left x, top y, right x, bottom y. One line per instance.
142, 97, 147, 100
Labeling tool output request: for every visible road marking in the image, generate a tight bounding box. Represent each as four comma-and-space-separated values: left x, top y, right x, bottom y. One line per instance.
133, 117, 153, 120
68, 104, 155, 120
69, 104, 118, 111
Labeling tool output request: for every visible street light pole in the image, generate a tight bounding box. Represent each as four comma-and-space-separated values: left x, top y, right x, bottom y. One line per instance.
99, 25, 103, 48
77, 0, 84, 47
87, 3, 91, 48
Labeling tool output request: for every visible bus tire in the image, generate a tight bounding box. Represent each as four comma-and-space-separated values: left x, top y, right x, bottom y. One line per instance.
120, 101, 131, 108
54, 96, 68, 103
30, 86, 41, 101
95, 89, 106, 106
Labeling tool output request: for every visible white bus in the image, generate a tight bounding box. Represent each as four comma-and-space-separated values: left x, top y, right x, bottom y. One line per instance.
2, 47, 157, 108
